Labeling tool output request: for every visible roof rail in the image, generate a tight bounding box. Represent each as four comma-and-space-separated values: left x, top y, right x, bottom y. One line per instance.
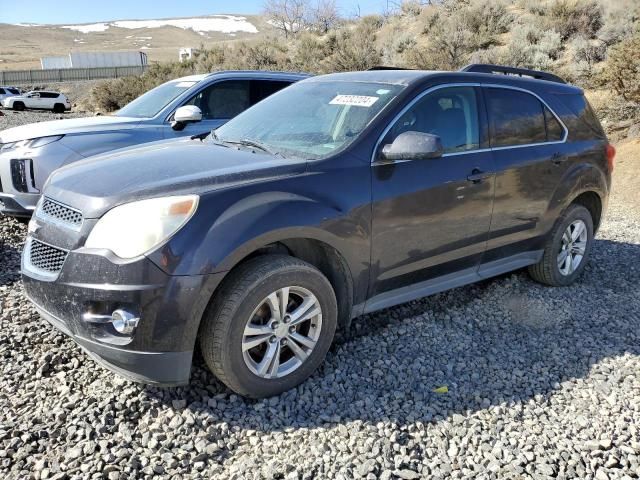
460, 64, 566, 84
367, 66, 414, 71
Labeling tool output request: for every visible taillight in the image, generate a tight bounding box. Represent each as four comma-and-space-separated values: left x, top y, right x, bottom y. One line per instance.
605, 144, 616, 172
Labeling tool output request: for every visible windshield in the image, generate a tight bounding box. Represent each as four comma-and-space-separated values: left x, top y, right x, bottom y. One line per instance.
213, 81, 404, 160
116, 79, 199, 118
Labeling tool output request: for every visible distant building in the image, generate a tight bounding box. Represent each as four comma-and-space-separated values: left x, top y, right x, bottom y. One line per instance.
40, 51, 148, 69
179, 47, 200, 63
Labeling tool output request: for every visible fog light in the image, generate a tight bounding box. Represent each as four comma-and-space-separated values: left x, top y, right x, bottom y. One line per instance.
111, 309, 139, 334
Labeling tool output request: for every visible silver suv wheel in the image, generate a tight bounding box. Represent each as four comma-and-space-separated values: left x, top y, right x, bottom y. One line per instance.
242, 286, 323, 379
557, 219, 588, 276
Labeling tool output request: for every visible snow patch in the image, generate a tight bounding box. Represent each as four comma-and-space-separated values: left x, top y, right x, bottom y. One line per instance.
16, 15, 259, 35
62, 23, 109, 33
112, 16, 258, 34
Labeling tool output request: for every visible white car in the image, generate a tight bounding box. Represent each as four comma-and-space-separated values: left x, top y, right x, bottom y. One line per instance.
2, 91, 71, 113
0, 86, 21, 103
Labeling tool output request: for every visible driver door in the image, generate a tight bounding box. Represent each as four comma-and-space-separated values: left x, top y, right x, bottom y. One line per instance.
369, 85, 495, 299
26, 92, 41, 109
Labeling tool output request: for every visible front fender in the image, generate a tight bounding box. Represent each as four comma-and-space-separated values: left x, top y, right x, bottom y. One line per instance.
152, 189, 369, 277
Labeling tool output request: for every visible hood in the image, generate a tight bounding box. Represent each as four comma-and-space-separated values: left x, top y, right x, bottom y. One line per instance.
0, 115, 143, 143
45, 138, 307, 218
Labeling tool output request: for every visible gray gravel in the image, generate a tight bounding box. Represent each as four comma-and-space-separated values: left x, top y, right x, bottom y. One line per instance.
0, 109, 87, 131
1, 114, 639, 479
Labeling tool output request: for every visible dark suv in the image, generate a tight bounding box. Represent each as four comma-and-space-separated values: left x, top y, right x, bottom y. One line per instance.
22, 64, 614, 398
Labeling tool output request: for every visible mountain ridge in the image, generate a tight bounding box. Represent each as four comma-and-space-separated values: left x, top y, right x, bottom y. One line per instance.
0, 14, 273, 70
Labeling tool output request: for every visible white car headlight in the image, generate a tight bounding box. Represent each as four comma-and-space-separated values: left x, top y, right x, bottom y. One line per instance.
0, 135, 63, 153
85, 195, 199, 259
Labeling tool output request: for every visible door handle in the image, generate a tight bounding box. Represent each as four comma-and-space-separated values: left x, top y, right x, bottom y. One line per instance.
467, 168, 491, 184
551, 153, 568, 165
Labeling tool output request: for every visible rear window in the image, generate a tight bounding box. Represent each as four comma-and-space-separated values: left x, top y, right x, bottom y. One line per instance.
487, 88, 546, 147
544, 106, 564, 141
0, 88, 5, 94
40, 92, 60, 99
555, 94, 605, 138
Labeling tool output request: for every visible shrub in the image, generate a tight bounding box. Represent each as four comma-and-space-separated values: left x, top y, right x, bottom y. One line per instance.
325, 17, 382, 71
552, 0, 602, 40
600, 34, 640, 103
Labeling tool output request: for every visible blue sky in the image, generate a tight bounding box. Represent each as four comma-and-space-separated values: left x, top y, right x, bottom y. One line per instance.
3, 0, 391, 24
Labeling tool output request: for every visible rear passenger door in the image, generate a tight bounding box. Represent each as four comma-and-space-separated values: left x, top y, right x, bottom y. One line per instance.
164, 79, 292, 139
481, 86, 568, 264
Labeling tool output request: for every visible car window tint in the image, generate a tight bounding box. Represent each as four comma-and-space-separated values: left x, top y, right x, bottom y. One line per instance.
544, 106, 564, 141
0, 88, 5, 94
8, 88, 19, 94
487, 88, 546, 147
387, 86, 480, 154
250, 80, 291, 105
185, 80, 251, 120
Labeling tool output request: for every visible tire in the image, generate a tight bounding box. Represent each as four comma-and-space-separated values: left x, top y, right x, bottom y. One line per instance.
199, 255, 337, 398
53, 103, 65, 113
528, 204, 594, 286
12, 102, 24, 111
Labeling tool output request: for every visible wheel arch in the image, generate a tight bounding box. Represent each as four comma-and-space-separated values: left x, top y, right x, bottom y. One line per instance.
545, 162, 608, 234
205, 234, 356, 337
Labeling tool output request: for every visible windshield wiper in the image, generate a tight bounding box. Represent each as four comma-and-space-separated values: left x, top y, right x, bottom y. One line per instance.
224, 138, 284, 158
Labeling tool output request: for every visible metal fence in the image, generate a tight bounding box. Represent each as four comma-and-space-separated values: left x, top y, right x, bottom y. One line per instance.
0, 65, 148, 84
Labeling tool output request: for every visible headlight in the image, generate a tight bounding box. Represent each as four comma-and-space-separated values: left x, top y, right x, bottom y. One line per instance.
85, 195, 199, 259
0, 135, 63, 153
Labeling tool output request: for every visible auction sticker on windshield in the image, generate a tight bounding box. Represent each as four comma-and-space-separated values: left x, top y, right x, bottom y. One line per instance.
330, 95, 379, 107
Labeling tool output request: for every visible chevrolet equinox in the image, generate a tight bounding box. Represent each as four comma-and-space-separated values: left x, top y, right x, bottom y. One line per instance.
22, 65, 614, 398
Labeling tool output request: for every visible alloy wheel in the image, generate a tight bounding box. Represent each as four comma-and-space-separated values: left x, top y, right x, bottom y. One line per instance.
557, 219, 588, 276
242, 286, 323, 379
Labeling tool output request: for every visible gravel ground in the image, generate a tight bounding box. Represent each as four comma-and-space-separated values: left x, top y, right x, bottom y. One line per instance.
1, 111, 639, 479
0, 110, 87, 131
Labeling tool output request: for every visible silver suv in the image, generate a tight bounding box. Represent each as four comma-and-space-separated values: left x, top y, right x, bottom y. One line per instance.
0, 71, 307, 216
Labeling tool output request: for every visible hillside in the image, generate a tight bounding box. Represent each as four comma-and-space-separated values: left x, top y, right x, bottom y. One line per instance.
0, 15, 275, 70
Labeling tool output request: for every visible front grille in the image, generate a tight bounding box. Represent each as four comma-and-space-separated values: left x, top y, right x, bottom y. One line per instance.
40, 198, 83, 227
29, 239, 68, 274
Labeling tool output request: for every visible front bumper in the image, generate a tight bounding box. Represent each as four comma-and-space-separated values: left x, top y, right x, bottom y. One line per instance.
0, 142, 84, 217
27, 296, 193, 385
0, 192, 37, 216
22, 236, 226, 386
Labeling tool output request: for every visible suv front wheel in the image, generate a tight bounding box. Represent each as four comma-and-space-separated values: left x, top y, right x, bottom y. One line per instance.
199, 255, 337, 398
529, 204, 594, 286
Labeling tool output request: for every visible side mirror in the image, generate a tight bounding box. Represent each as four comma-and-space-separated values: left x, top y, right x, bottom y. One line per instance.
380, 131, 444, 161
171, 105, 203, 131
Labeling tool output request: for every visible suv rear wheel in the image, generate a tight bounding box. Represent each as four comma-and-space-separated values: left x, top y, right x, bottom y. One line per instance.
199, 255, 337, 398
528, 204, 594, 286
53, 103, 65, 113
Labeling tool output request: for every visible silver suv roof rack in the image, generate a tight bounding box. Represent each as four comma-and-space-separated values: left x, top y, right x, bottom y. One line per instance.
460, 64, 566, 84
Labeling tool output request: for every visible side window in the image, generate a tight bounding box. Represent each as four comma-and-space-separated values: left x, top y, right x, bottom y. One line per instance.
544, 106, 564, 141
486, 88, 546, 147
184, 80, 251, 120
0, 88, 5, 94
387, 86, 480, 154
250, 80, 291, 105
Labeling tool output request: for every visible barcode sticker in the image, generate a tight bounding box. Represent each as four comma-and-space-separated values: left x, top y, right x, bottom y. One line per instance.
330, 95, 379, 107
